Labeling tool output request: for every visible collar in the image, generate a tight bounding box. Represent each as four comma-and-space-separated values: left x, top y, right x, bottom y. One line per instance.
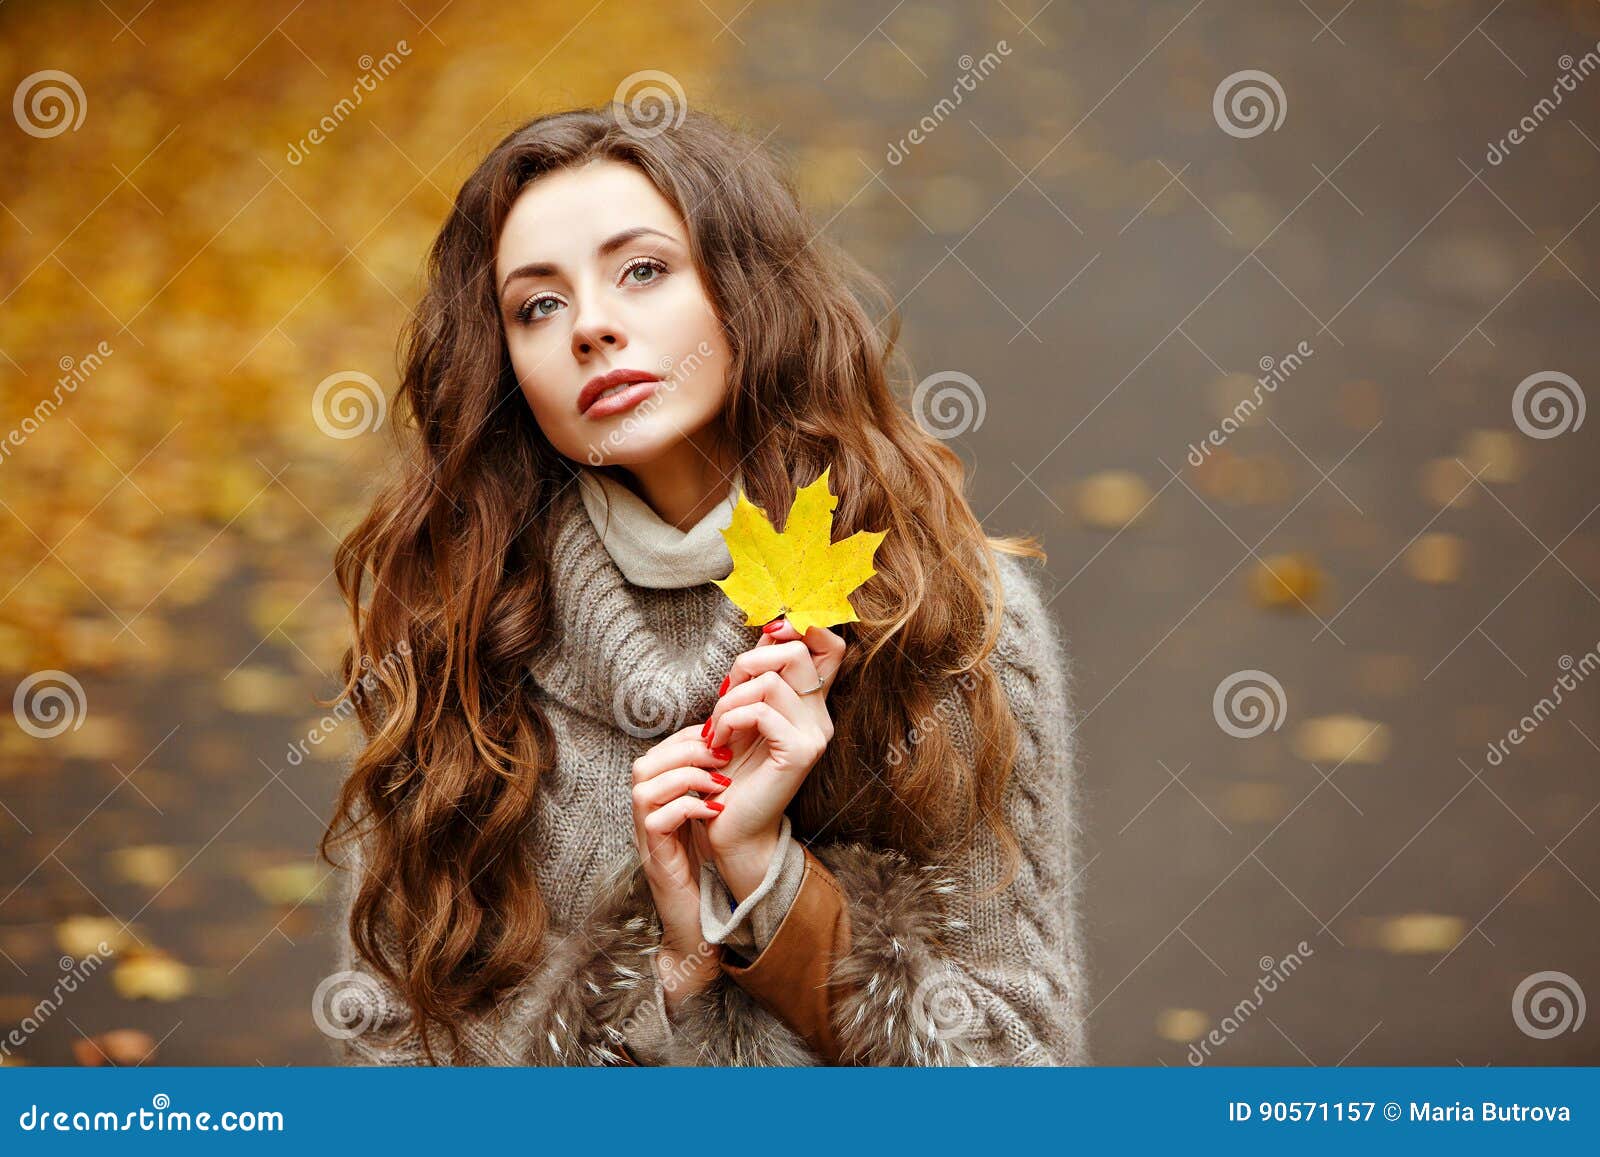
575, 466, 741, 590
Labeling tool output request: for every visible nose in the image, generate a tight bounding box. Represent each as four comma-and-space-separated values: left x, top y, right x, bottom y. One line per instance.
571, 295, 626, 358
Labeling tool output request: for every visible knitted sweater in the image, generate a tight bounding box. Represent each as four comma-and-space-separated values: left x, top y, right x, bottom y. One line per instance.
326, 467, 1091, 1065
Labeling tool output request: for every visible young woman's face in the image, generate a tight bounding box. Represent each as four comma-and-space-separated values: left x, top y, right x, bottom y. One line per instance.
494, 159, 732, 468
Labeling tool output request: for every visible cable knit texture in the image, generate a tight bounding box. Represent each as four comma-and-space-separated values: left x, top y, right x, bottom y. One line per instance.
326, 468, 1090, 1066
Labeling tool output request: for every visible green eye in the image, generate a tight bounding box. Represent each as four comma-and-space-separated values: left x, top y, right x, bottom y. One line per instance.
622, 257, 667, 285
516, 295, 562, 324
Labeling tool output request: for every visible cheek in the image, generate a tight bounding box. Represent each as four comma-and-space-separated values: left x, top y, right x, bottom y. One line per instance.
506, 335, 565, 411
667, 332, 731, 413
663, 294, 732, 396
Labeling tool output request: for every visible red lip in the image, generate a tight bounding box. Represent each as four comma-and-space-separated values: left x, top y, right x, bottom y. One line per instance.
577, 368, 663, 415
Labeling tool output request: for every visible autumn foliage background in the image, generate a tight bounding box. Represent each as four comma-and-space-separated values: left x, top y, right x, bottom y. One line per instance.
3, 1, 1600, 1065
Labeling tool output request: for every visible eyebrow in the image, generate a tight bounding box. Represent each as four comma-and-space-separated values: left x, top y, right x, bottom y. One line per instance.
498, 226, 680, 300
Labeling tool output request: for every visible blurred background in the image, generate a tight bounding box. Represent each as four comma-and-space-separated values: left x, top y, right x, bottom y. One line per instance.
2, 0, 1598, 1066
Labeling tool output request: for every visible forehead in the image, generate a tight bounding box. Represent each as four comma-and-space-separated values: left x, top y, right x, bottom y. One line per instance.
496, 159, 684, 269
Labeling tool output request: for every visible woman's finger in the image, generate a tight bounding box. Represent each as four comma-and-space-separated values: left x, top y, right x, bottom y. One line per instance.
632, 733, 733, 784
756, 618, 846, 684
707, 699, 818, 764
643, 794, 724, 836
725, 639, 819, 700
632, 765, 731, 812
708, 668, 809, 740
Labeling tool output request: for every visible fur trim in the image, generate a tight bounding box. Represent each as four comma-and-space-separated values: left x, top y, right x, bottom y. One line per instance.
519, 856, 668, 1066
521, 856, 818, 1066
808, 841, 979, 1065
661, 976, 820, 1067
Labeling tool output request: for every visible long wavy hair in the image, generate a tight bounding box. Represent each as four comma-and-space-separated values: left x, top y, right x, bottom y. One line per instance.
319, 103, 1046, 1061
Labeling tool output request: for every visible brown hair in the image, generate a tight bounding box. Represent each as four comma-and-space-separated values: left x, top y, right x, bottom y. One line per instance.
318, 103, 1044, 1061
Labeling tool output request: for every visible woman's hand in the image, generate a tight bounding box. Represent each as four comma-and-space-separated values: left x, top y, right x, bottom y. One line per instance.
698, 618, 847, 900
630, 723, 735, 1014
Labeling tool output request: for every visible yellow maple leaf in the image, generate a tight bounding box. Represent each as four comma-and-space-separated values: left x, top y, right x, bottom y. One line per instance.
712, 466, 887, 635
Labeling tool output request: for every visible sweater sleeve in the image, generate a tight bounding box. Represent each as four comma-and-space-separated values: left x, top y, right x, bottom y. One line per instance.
326, 830, 703, 1066
706, 553, 1092, 1066
698, 814, 808, 960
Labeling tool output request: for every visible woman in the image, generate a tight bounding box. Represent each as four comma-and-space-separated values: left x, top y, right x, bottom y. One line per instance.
318, 103, 1090, 1066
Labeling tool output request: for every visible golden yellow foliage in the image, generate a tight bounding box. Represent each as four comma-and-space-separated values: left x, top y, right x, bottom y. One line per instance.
712, 466, 887, 636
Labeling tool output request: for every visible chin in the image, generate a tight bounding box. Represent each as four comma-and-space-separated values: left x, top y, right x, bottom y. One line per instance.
566, 400, 723, 467
567, 421, 685, 469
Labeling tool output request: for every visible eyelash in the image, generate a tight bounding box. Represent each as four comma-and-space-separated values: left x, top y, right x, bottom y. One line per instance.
513, 256, 669, 325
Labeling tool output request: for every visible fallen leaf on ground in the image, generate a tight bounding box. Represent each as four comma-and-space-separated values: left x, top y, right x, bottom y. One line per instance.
112, 950, 193, 1001
72, 1029, 159, 1066
1459, 429, 1521, 484
1404, 533, 1463, 584
1370, 914, 1466, 954
55, 916, 130, 959
1247, 552, 1326, 610
245, 862, 328, 906
1293, 715, 1392, 764
107, 845, 182, 889
1156, 1008, 1209, 1042
1074, 470, 1154, 529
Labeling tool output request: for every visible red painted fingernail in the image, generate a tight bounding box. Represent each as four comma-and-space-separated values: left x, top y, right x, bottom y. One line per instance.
762, 619, 785, 635
705, 800, 725, 813
711, 747, 733, 763
701, 717, 713, 740
709, 771, 731, 786
718, 675, 730, 697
